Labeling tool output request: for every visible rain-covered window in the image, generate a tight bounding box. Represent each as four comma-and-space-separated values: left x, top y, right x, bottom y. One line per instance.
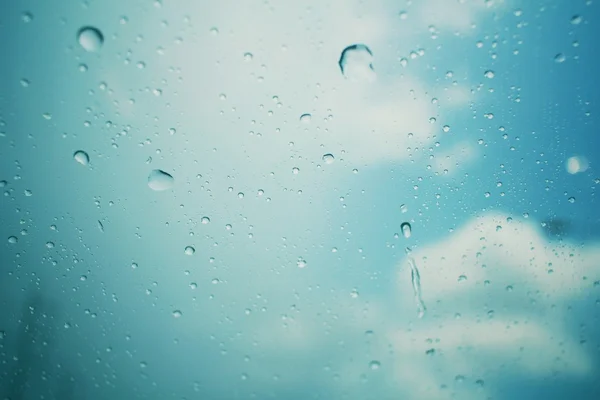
1, 1, 599, 399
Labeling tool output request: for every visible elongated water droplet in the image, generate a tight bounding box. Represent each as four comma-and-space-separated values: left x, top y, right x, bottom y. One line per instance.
97, 220, 104, 232
77, 26, 104, 52
408, 257, 426, 318
338, 44, 375, 82
73, 150, 89, 165
148, 169, 174, 191
401, 222, 412, 238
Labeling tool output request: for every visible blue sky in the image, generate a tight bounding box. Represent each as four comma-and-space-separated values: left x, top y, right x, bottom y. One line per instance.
1, 0, 599, 399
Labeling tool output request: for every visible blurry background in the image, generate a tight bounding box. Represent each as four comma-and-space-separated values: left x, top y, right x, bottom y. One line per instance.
1, 0, 599, 399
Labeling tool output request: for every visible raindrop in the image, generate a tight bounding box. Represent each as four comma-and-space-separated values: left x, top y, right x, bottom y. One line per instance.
322, 153, 335, 164
554, 53, 566, 63
292, 167, 300, 175
484, 70, 495, 79
401, 222, 412, 238
8, 236, 18, 244
458, 275, 468, 282
97, 220, 104, 232
172, 310, 182, 318
73, 150, 89, 165
201, 216, 210, 224
297, 257, 307, 268
369, 360, 381, 370
338, 44, 375, 82
77, 26, 104, 52
571, 15, 582, 25
408, 257, 426, 318
148, 169, 174, 191
21, 12, 33, 23
299, 113, 311, 123
184, 246, 195, 255
568, 196, 576, 203
400, 204, 408, 213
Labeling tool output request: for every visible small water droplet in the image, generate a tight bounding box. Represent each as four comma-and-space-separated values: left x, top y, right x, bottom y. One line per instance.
458, 275, 468, 282
190, 282, 197, 289
173, 310, 182, 318
322, 153, 335, 164
400, 204, 408, 213
8, 236, 18, 244
339, 44, 375, 82
201, 216, 211, 224
184, 246, 195, 255
554, 53, 566, 63
77, 26, 104, 52
147, 169, 174, 191
568, 196, 576, 203
292, 167, 300, 175
21, 12, 33, 23
369, 360, 381, 370
73, 150, 89, 165
484, 70, 495, 79
299, 113, 312, 123
297, 257, 307, 268
46, 241, 55, 249
570, 15, 582, 25
401, 222, 412, 238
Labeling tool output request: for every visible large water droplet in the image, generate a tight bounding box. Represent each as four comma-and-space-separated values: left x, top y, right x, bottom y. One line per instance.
322, 153, 335, 164
184, 246, 195, 255
338, 44, 375, 82
148, 169, 174, 191
73, 150, 89, 165
401, 222, 412, 238
77, 26, 104, 52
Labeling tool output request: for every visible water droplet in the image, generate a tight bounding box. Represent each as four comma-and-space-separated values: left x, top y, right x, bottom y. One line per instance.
172, 310, 182, 318
408, 257, 426, 318
570, 15, 582, 25
299, 113, 312, 123
97, 220, 104, 232
46, 241, 55, 249
190, 282, 197, 289
339, 44, 375, 82
184, 246, 195, 255
458, 275, 468, 282
401, 222, 412, 238
400, 204, 408, 213
292, 167, 300, 175
22, 12, 33, 23
77, 26, 104, 52
554, 53, 566, 63
297, 257, 307, 268
566, 156, 589, 174
484, 70, 495, 79
568, 196, 576, 203
350, 288, 359, 298
369, 360, 381, 370
8, 236, 18, 244
322, 153, 335, 164
147, 169, 174, 191
73, 150, 89, 165
201, 216, 210, 224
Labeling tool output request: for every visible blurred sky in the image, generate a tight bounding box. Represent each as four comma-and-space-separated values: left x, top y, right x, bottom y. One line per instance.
1, 0, 600, 399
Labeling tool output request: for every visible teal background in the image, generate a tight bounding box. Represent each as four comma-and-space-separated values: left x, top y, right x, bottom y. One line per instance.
1, 1, 599, 399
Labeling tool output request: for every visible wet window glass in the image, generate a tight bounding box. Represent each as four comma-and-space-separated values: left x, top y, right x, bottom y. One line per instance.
1, 1, 599, 399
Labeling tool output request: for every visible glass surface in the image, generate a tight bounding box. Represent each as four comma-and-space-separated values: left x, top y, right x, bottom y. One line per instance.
1, 1, 599, 399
